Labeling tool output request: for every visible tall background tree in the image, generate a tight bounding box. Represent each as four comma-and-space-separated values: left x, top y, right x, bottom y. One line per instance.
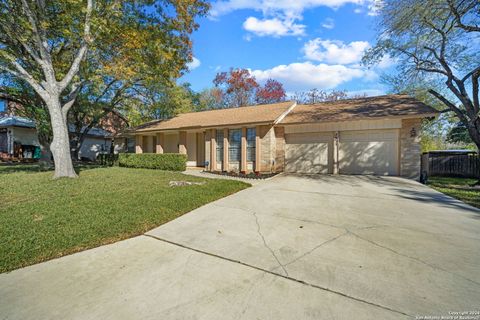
363, 0, 480, 151
211, 68, 286, 108
213, 68, 260, 108
255, 79, 286, 104
0, 0, 208, 178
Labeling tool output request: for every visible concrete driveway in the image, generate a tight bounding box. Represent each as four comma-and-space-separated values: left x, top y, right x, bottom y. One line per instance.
1, 174, 480, 319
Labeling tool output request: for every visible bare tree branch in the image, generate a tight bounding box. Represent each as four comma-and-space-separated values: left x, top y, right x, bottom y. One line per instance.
428, 88, 468, 123
447, 0, 480, 32
62, 82, 84, 117
20, 0, 55, 81
0, 52, 47, 98
472, 69, 480, 114
58, 0, 93, 91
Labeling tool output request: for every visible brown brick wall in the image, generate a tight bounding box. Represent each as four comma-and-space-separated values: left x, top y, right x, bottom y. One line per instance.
274, 126, 285, 172
400, 118, 422, 179
259, 125, 275, 172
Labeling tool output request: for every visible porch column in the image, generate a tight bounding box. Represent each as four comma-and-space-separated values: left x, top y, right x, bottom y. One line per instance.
156, 133, 164, 154
223, 128, 229, 171
255, 126, 261, 172
210, 129, 216, 171
241, 127, 247, 173
135, 135, 143, 154
179, 131, 187, 154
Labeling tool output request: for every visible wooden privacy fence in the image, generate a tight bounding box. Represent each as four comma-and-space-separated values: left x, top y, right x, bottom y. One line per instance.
421, 151, 480, 178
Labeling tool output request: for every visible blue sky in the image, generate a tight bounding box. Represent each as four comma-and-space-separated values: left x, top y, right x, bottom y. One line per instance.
182, 0, 395, 97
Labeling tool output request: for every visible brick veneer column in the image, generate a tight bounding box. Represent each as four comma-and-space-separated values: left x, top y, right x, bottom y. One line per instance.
135, 135, 143, 153
179, 131, 187, 154
255, 125, 261, 172
210, 129, 216, 171
156, 133, 164, 154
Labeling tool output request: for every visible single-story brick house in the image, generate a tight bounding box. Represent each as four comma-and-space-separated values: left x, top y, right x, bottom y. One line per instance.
133, 95, 437, 179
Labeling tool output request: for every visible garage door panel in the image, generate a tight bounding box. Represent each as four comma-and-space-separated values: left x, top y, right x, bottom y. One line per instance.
285, 133, 332, 174
339, 130, 398, 175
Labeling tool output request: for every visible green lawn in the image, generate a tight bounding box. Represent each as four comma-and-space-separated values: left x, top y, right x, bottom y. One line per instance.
0, 165, 250, 273
427, 176, 480, 209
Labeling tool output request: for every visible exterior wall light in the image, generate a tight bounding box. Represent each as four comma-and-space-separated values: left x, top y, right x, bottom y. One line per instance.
410, 127, 417, 138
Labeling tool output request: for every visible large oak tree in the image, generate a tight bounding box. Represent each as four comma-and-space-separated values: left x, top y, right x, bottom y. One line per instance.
0, 0, 208, 178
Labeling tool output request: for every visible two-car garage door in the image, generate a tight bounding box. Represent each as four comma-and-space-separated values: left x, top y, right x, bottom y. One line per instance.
285, 130, 399, 175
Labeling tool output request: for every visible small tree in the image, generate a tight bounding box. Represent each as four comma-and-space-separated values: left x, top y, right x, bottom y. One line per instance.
255, 79, 286, 104
364, 0, 480, 151
290, 89, 351, 104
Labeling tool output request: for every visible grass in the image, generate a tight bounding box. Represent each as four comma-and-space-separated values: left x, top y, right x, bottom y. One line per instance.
0, 165, 250, 273
427, 176, 480, 209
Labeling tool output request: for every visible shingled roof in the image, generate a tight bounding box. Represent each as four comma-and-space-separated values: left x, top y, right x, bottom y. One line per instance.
135, 101, 296, 132
282, 94, 437, 124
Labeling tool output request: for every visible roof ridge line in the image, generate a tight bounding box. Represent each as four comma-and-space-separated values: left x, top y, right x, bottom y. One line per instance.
274, 101, 297, 125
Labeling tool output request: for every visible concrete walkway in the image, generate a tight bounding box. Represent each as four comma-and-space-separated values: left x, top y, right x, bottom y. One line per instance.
1, 174, 480, 319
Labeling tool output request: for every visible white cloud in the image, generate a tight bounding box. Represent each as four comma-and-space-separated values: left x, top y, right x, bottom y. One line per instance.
321, 18, 335, 29
353, 7, 363, 13
186, 57, 201, 70
211, 0, 380, 38
243, 16, 306, 37
376, 55, 396, 69
250, 62, 375, 91
303, 38, 370, 64
367, 0, 383, 16
210, 0, 367, 17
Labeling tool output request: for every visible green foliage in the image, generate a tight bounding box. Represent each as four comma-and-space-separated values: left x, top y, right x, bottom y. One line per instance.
427, 177, 480, 208
0, 166, 249, 272
119, 153, 187, 171
0, 0, 210, 168
446, 122, 473, 144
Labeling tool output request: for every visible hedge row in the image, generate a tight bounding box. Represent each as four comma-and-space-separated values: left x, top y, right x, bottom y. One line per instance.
118, 153, 187, 171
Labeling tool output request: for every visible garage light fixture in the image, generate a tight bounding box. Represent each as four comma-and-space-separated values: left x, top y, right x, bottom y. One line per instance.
410, 127, 417, 138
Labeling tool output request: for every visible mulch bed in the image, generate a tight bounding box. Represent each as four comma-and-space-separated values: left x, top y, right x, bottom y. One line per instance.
206, 171, 279, 180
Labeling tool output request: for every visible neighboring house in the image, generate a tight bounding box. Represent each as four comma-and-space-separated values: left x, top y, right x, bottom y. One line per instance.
133, 95, 437, 179
0, 96, 120, 161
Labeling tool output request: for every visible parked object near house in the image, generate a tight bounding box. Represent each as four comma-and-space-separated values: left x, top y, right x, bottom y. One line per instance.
421, 150, 480, 179
0, 116, 40, 160
133, 95, 437, 179
0, 95, 125, 162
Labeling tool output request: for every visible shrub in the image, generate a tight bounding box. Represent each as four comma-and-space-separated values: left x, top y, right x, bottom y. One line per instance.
118, 153, 187, 171
97, 154, 119, 166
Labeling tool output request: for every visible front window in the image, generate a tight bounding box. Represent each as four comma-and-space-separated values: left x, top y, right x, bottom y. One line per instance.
246, 128, 256, 162
216, 130, 224, 162
229, 129, 241, 162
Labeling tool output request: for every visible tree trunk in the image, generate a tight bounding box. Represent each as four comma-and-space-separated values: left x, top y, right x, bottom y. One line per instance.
48, 99, 77, 178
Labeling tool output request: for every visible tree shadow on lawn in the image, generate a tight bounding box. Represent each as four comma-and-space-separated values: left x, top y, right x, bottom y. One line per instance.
0, 162, 104, 175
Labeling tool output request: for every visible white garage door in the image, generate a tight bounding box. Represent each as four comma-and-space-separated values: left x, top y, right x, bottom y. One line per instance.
285, 132, 333, 174
339, 130, 399, 175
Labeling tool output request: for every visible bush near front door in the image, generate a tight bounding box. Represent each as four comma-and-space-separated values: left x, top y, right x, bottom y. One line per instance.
119, 153, 187, 171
